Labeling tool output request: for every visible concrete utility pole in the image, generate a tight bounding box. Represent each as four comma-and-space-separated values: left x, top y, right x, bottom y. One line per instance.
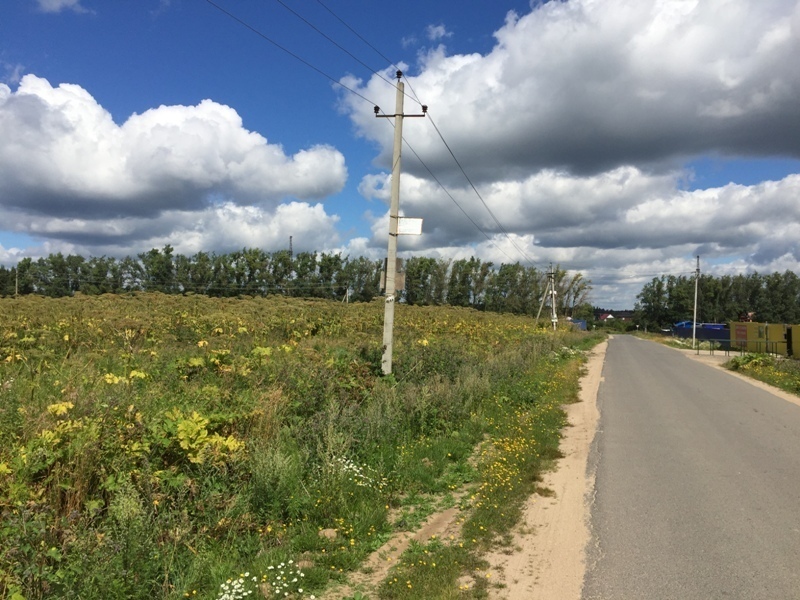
692, 255, 700, 349
535, 264, 558, 330
374, 71, 426, 375
549, 264, 558, 331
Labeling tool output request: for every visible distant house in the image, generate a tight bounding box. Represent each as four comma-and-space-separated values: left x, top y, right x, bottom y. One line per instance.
596, 310, 635, 322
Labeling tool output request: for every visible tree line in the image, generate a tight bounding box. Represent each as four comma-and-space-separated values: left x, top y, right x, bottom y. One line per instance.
0, 245, 593, 318
636, 271, 800, 328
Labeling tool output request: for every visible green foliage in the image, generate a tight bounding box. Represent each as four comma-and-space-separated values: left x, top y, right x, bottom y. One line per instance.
727, 353, 775, 371
635, 270, 800, 329
1, 249, 593, 322
726, 353, 800, 395
378, 539, 484, 599
248, 441, 310, 521
0, 294, 596, 600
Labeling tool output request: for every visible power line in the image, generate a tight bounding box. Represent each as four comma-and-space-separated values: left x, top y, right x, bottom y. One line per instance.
401, 139, 519, 264
304, 2, 540, 266
312, 0, 426, 107
267, 1, 528, 255
201, 0, 375, 106
202, 0, 541, 269
425, 113, 541, 268
271, 0, 399, 91
314, 0, 396, 74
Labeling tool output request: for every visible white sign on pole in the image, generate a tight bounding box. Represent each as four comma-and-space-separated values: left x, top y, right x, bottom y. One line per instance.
397, 217, 423, 236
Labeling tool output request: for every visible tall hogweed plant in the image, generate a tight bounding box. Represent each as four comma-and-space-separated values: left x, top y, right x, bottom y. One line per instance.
0, 293, 598, 599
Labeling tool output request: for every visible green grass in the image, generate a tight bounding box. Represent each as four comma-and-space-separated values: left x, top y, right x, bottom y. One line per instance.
0, 294, 601, 600
374, 345, 586, 599
378, 539, 488, 600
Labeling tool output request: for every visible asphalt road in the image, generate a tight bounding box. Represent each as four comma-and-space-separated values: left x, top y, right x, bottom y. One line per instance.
583, 336, 800, 600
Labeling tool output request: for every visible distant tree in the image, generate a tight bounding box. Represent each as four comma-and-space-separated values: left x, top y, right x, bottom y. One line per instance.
403, 257, 437, 305
1, 245, 601, 321
635, 276, 669, 328
230, 248, 269, 296
341, 256, 381, 302
186, 251, 214, 294
665, 275, 693, 322
65, 254, 86, 293
93, 256, 125, 294
270, 250, 294, 295
118, 256, 144, 291
485, 263, 540, 314
447, 258, 473, 307
556, 269, 592, 318
139, 245, 176, 293
318, 252, 345, 299
210, 253, 235, 297
0, 266, 14, 296
471, 259, 493, 310
758, 271, 800, 324
430, 259, 450, 305
16, 258, 35, 295
291, 251, 320, 297
572, 302, 595, 323
174, 253, 193, 294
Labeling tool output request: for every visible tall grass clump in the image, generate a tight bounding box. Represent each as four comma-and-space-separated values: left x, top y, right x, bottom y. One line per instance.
0, 294, 601, 599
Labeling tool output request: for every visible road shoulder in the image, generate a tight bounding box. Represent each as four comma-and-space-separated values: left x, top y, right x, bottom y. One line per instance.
486, 340, 607, 600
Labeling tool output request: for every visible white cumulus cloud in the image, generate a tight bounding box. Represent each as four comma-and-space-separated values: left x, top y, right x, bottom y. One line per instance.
0, 74, 347, 257
37, 0, 88, 14
341, 0, 800, 180
336, 0, 800, 306
426, 24, 452, 41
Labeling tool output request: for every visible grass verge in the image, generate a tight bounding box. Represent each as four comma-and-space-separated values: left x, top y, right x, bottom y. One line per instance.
373, 346, 587, 599
726, 353, 800, 395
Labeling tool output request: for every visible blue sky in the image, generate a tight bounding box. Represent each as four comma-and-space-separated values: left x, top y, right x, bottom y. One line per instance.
1, 0, 800, 308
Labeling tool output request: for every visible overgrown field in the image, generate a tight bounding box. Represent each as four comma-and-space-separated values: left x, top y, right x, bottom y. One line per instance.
0, 294, 600, 600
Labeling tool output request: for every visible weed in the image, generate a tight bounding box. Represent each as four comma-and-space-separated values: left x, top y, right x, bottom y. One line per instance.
0, 294, 597, 599
726, 353, 800, 395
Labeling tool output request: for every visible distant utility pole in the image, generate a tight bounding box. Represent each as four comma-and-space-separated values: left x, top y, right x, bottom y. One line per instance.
549, 265, 558, 331
289, 236, 293, 258
535, 264, 558, 331
692, 255, 700, 349
374, 71, 427, 375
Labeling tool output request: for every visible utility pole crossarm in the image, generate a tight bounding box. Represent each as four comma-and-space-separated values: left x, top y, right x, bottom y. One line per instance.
373, 71, 428, 119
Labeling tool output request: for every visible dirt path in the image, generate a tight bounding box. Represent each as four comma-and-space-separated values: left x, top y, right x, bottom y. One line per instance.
485, 340, 607, 600
319, 499, 467, 600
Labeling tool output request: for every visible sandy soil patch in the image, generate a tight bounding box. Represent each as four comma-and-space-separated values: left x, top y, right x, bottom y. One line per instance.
485, 341, 606, 600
